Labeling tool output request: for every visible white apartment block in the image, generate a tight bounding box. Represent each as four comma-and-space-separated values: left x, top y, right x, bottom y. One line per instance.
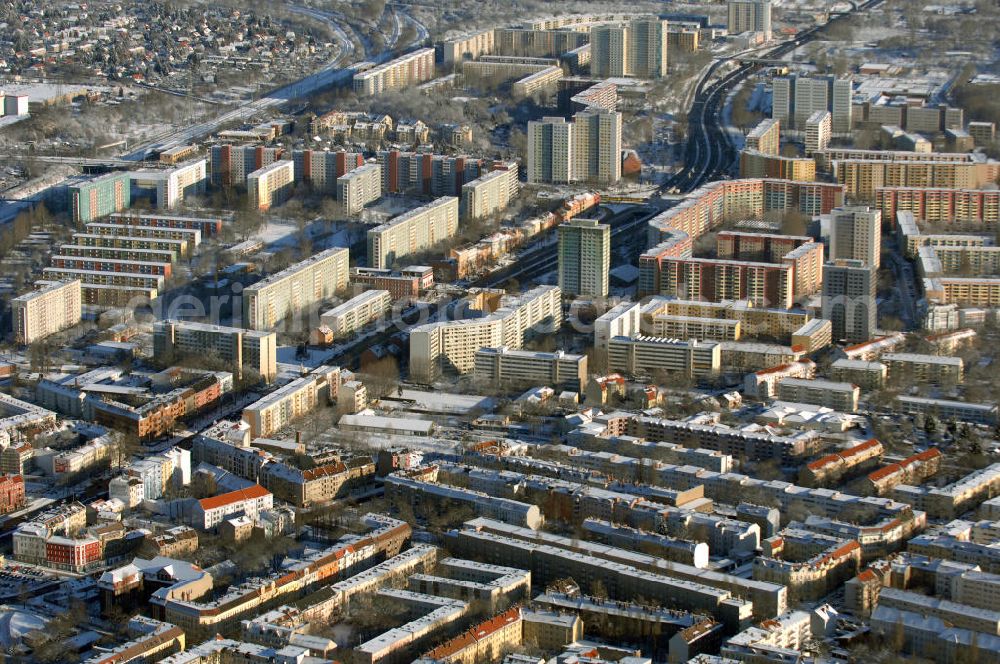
461, 57, 560, 83
584, 17, 671, 79
628, 18, 670, 79
242, 366, 340, 438
320, 290, 392, 337
777, 377, 860, 412
337, 162, 382, 215
744, 359, 816, 399
594, 301, 641, 349
160, 159, 208, 209
527, 108, 622, 184
805, 110, 832, 155
645, 315, 741, 341
474, 346, 588, 392
409, 285, 562, 381
893, 464, 1000, 519
527, 116, 573, 184
352, 48, 435, 95
822, 259, 877, 343
882, 352, 963, 384
746, 118, 781, 154
152, 320, 278, 382
573, 108, 623, 184
243, 247, 350, 330
511, 66, 564, 97
192, 484, 273, 530
385, 474, 543, 529
772, 75, 852, 133
590, 25, 629, 77
339, 380, 368, 415
607, 336, 721, 377
460, 164, 519, 221
896, 396, 998, 426
247, 160, 295, 212
293, 149, 364, 193
442, 28, 495, 68
12, 280, 82, 345
367, 197, 459, 269
829, 358, 887, 391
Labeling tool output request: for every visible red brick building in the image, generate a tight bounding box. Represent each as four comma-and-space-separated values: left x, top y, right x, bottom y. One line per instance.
0, 474, 25, 514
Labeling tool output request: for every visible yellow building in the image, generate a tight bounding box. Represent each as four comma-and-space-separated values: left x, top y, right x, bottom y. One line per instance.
247, 160, 295, 211
740, 150, 816, 182
745, 119, 780, 155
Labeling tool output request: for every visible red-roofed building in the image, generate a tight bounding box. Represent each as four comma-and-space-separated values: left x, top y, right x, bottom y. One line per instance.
756, 531, 862, 601
802, 438, 884, 487
421, 607, 522, 663
192, 484, 273, 530
262, 459, 375, 507
845, 566, 887, 617
839, 333, 907, 361
865, 447, 942, 496
622, 150, 642, 178
45, 534, 102, 572
585, 373, 627, 406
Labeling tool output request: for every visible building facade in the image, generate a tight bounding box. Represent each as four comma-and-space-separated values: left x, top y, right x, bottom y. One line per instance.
152, 320, 278, 382
828, 205, 882, 269
247, 160, 295, 212
367, 198, 460, 269
772, 75, 852, 132
727, 0, 772, 39
12, 280, 82, 345
558, 218, 611, 298
528, 108, 623, 184
460, 164, 520, 221
409, 285, 562, 381
822, 259, 876, 343
243, 247, 350, 330
474, 346, 588, 392
337, 162, 382, 215
320, 290, 392, 337
68, 172, 131, 223
353, 48, 436, 94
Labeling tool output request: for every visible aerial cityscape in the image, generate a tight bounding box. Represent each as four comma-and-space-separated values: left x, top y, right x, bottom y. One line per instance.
0, 0, 999, 662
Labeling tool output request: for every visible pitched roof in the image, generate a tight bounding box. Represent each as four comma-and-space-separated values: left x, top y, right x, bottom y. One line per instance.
198, 484, 270, 511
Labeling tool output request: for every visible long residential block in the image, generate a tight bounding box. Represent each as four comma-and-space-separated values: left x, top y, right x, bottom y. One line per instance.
243, 247, 350, 330
474, 346, 587, 392
320, 290, 392, 337
353, 48, 436, 95
367, 198, 460, 269
409, 285, 562, 381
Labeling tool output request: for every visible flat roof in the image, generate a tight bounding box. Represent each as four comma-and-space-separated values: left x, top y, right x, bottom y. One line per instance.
339, 414, 434, 434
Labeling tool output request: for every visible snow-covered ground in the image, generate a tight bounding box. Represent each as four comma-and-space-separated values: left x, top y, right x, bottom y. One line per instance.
0, 609, 47, 648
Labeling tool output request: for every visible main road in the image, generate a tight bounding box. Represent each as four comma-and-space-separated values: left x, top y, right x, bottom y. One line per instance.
471, 0, 889, 297
662, 0, 887, 194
